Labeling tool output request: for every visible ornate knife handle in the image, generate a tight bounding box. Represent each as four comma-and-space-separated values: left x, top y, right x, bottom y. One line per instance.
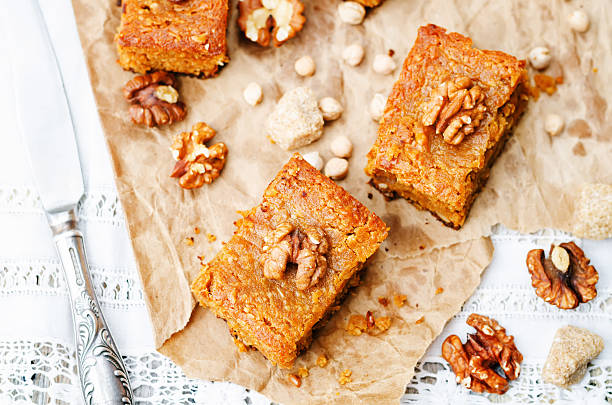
48, 208, 133, 405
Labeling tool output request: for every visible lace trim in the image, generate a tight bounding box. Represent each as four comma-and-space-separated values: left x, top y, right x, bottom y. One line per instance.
0, 259, 144, 309
0, 186, 125, 225
403, 356, 612, 404
0, 339, 270, 405
457, 286, 612, 320
1, 339, 609, 404
489, 224, 575, 242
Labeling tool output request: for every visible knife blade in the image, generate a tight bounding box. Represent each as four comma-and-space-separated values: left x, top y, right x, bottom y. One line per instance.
5, 1, 133, 404
7, 0, 83, 214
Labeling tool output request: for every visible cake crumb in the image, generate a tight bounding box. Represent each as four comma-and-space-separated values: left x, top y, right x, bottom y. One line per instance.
316, 354, 328, 368
346, 312, 392, 336
297, 367, 309, 378
338, 369, 352, 385
233, 337, 248, 352
346, 314, 367, 336
393, 294, 407, 307
207, 233, 217, 242
534, 74, 558, 96
185, 237, 194, 246
194, 227, 200, 234
435, 287, 444, 295
375, 316, 392, 333
378, 296, 389, 306
415, 316, 425, 325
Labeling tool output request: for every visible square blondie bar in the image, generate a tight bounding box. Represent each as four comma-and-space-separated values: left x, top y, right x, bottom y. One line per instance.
365, 25, 528, 229
116, 0, 229, 76
191, 154, 388, 368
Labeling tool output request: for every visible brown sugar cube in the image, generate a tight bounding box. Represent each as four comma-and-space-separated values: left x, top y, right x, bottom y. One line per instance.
573, 183, 612, 240
542, 325, 604, 388
191, 154, 388, 368
116, 0, 229, 76
365, 24, 529, 229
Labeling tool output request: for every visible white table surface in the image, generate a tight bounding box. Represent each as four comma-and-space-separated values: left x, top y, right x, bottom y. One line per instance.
0, 1, 609, 404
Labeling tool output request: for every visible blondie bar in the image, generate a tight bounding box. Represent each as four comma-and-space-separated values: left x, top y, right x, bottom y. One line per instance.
191, 154, 388, 367
365, 25, 528, 229
116, 0, 229, 76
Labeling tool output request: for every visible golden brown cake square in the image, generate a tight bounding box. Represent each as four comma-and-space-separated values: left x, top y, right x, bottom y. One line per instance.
365, 24, 528, 229
191, 154, 388, 368
116, 0, 229, 76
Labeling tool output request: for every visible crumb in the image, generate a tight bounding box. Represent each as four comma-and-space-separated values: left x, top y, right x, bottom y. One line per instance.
374, 316, 392, 333
338, 369, 352, 385
415, 316, 425, 325
525, 80, 540, 101
435, 287, 444, 295
593, 67, 598, 73
316, 354, 328, 368
346, 314, 367, 336
367, 192, 373, 199
346, 311, 391, 336
534, 74, 558, 96
207, 233, 216, 242
555, 75, 564, 85
185, 237, 194, 246
378, 296, 389, 306
419, 245, 425, 250
298, 367, 309, 378
194, 227, 200, 234
393, 294, 407, 307
233, 337, 248, 352
388, 49, 395, 57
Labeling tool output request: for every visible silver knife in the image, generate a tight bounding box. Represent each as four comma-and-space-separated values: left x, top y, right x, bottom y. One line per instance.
5, 1, 133, 404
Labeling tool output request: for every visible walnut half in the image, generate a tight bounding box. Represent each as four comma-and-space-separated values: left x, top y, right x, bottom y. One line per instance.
238, 0, 306, 47
260, 222, 329, 290
170, 122, 228, 189
123, 71, 186, 127
420, 76, 487, 146
526, 242, 598, 310
442, 313, 523, 395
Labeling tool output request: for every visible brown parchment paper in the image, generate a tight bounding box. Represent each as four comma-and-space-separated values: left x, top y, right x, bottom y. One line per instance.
70, 0, 612, 403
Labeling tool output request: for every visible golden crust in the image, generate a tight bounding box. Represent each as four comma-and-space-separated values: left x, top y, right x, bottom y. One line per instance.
365, 24, 528, 229
354, 0, 385, 7
116, 0, 229, 76
191, 154, 388, 368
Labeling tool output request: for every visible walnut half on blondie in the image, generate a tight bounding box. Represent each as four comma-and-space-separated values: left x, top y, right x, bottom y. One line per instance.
365, 25, 529, 229
116, 0, 229, 76
191, 154, 388, 368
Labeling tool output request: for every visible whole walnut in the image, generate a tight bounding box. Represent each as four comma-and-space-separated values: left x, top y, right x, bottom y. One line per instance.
237, 0, 306, 47
526, 242, 598, 310
170, 122, 227, 189
123, 71, 186, 127
260, 222, 329, 290
419, 76, 487, 147
442, 313, 523, 395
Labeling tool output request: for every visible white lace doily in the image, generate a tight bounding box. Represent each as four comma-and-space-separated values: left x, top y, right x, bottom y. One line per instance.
0, 1, 610, 404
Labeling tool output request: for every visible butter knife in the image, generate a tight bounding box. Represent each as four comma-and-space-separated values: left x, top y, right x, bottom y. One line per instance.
5, 1, 133, 404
